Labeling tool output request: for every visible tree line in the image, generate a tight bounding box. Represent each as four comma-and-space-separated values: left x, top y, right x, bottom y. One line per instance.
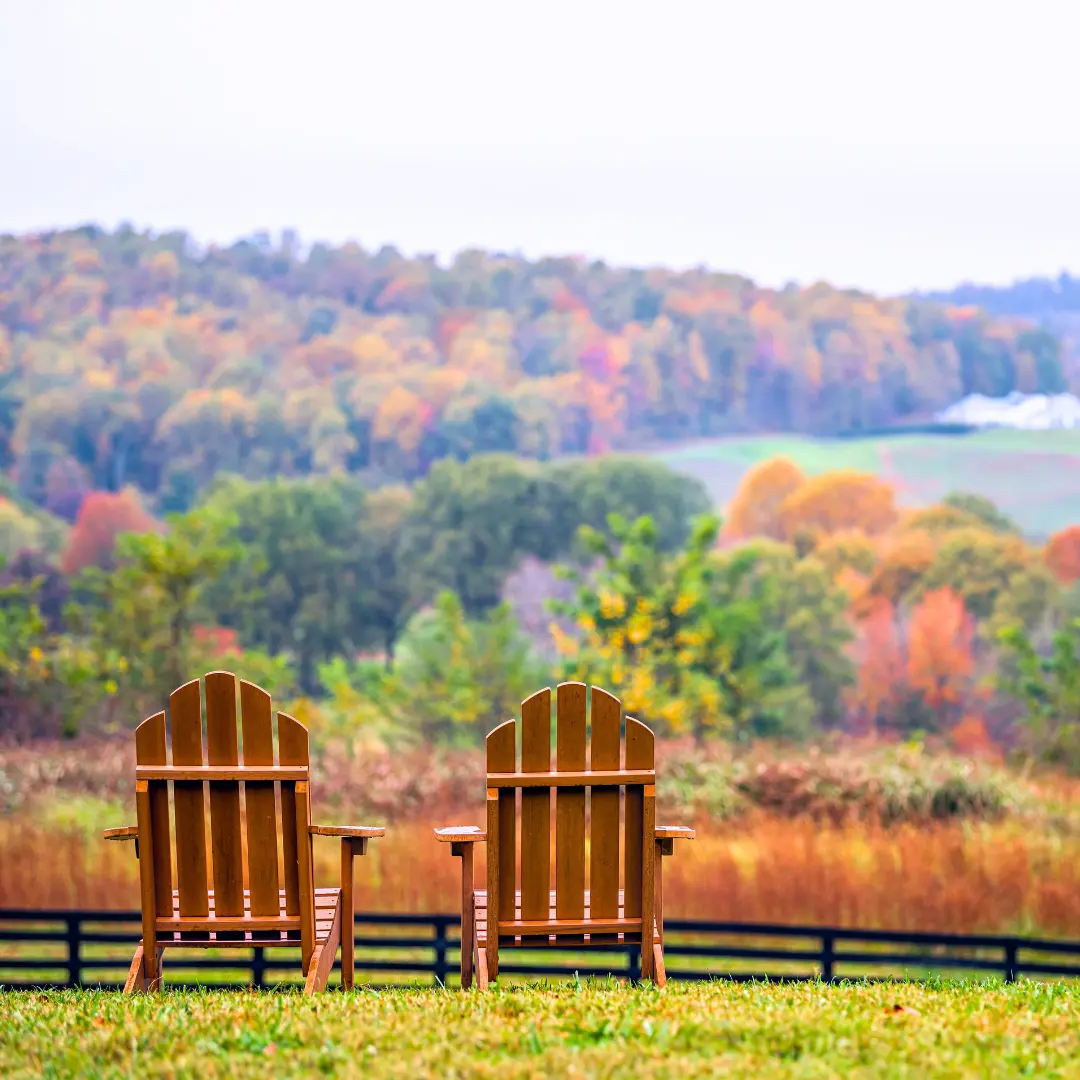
0, 225, 1071, 536
2, 448, 1079, 771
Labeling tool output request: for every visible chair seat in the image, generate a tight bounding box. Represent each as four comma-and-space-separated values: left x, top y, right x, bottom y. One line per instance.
474, 889, 656, 948
154, 887, 342, 947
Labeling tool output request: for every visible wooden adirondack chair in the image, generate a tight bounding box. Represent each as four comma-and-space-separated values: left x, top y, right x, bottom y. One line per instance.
103, 671, 384, 993
435, 683, 694, 989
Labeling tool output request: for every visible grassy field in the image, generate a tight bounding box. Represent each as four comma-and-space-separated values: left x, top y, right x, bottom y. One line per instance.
648, 428, 1080, 537
2, 981, 1079, 1078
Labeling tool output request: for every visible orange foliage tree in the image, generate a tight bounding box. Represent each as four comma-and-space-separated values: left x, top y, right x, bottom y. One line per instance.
779, 470, 898, 541
906, 587, 974, 715
1044, 525, 1080, 584
60, 489, 157, 575
723, 457, 805, 540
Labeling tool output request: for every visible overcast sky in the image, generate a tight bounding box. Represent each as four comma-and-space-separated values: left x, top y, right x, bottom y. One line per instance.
2, 0, 1077, 294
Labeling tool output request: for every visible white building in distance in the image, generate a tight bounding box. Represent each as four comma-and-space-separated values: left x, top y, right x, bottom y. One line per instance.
936, 391, 1080, 430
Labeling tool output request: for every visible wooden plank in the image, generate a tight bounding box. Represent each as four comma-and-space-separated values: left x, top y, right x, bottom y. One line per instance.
155, 915, 302, 932
278, 711, 310, 933
494, 917, 642, 935
641, 784, 657, 982
459, 842, 475, 989
555, 682, 586, 942
135, 766, 308, 781
485, 717, 515, 983
103, 826, 139, 841
303, 892, 342, 994
239, 680, 281, 940
133, 780, 158, 987
294, 775, 316, 973
340, 838, 355, 989
205, 672, 243, 941
589, 686, 622, 944
623, 716, 653, 923
486, 770, 655, 788
134, 712, 172, 918
170, 679, 209, 939
519, 687, 551, 945
310, 825, 384, 838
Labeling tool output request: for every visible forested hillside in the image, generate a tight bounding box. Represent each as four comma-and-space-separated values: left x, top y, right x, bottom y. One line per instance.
0, 226, 1071, 521
922, 272, 1080, 379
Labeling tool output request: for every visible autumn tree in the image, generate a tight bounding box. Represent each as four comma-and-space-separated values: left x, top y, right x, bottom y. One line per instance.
1044, 525, 1080, 585
723, 457, 805, 540
848, 597, 905, 731
919, 527, 1031, 619
60, 488, 157, 575
779, 470, 898, 540
905, 587, 975, 723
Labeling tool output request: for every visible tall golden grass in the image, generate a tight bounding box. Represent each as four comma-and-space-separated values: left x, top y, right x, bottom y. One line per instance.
4, 815, 1080, 937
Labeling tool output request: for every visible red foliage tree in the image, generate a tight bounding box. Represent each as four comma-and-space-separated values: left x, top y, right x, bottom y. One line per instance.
60, 489, 158, 575
1044, 525, 1080, 584
905, 587, 974, 712
848, 597, 905, 730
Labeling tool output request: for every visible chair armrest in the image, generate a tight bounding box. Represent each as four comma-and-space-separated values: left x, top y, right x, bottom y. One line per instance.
103, 826, 139, 841
656, 826, 695, 841
434, 826, 486, 843
310, 825, 385, 838
656, 825, 694, 856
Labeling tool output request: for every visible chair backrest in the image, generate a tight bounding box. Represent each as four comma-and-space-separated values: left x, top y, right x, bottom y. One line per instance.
134, 671, 313, 941
486, 682, 655, 937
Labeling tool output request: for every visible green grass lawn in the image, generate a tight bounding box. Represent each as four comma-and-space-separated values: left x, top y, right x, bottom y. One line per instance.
648, 429, 1080, 537
2, 980, 1079, 1078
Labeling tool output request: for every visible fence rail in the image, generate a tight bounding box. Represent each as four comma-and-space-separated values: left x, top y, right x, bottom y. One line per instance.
3, 909, 1080, 988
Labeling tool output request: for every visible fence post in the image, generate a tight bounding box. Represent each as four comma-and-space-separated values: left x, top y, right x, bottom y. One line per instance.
821, 934, 835, 983
252, 947, 266, 988
1004, 942, 1018, 984
65, 914, 81, 987
434, 917, 449, 986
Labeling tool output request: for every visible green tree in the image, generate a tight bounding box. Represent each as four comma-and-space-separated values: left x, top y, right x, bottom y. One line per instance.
739, 541, 855, 728
397, 455, 562, 616
368, 591, 548, 747
71, 508, 244, 714
199, 474, 373, 691
997, 619, 1080, 770
942, 492, 1021, 536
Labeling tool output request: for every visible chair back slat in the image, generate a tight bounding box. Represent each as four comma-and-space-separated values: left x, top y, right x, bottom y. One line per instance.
170, 679, 209, 928
205, 672, 244, 938
622, 716, 655, 922
519, 688, 551, 939
277, 711, 310, 924
134, 711, 172, 915
589, 686, 622, 937
555, 683, 587, 938
486, 720, 516, 923
239, 680, 281, 926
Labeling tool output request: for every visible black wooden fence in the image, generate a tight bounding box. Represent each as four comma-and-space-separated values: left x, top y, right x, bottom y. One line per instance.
3, 908, 1080, 988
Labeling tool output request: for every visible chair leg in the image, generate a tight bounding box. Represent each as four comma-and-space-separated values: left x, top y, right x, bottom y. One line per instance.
476, 947, 489, 992
652, 942, 667, 989
123, 946, 146, 993
304, 894, 343, 995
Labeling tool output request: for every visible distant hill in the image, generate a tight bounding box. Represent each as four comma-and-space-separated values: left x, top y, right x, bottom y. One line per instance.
0, 226, 1071, 518
920, 273, 1080, 386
